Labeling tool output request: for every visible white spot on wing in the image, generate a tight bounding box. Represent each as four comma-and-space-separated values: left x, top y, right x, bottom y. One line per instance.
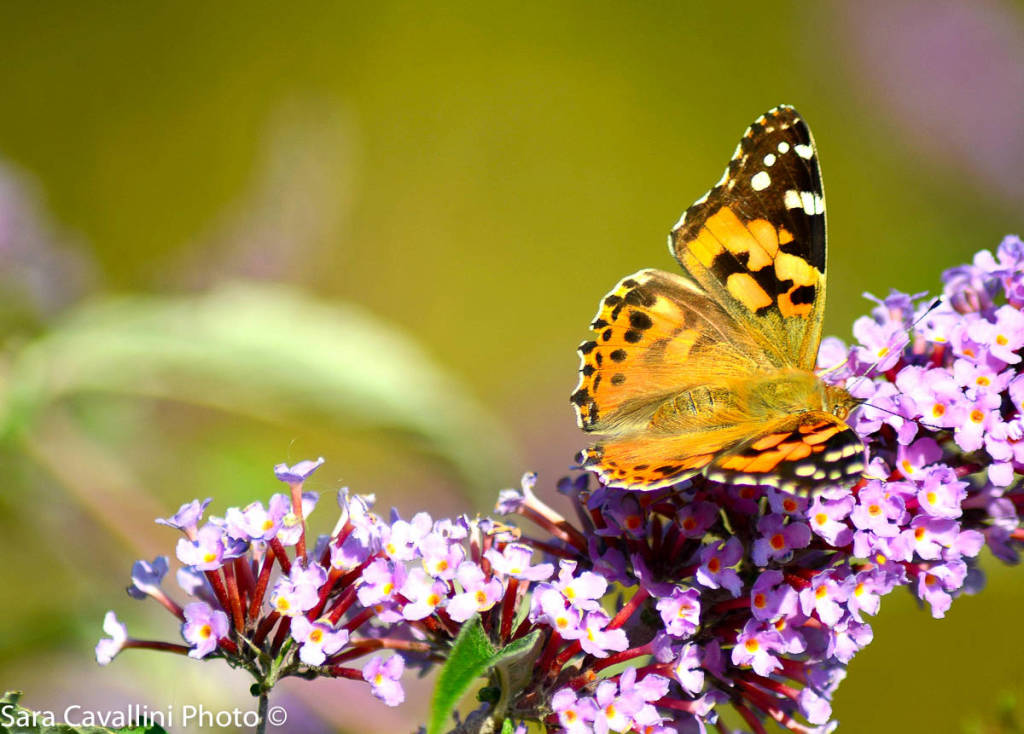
794, 144, 814, 160
777, 141, 790, 154
783, 189, 824, 215
763, 153, 776, 167
750, 171, 771, 191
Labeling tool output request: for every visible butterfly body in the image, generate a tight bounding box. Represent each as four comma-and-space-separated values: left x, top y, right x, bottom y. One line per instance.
571, 106, 865, 493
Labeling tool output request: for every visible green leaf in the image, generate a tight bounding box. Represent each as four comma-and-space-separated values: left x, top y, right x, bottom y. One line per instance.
0, 282, 516, 489
428, 617, 541, 734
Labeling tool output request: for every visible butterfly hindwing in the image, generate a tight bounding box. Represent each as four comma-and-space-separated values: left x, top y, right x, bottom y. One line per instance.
707, 412, 865, 493
582, 423, 759, 489
670, 105, 826, 370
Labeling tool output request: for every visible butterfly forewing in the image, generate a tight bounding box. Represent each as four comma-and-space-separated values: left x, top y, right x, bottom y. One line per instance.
670, 106, 827, 371
572, 268, 767, 434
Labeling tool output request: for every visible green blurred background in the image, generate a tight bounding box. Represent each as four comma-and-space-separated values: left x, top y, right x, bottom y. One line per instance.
1, 1, 1022, 732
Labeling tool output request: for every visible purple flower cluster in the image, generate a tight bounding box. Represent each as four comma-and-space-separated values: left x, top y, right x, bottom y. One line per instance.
491, 237, 1024, 732
96, 464, 646, 717
98, 239, 1024, 733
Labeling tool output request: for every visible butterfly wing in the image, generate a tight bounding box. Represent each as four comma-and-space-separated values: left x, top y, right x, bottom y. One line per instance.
571, 268, 767, 435
573, 106, 860, 492
707, 411, 865, 494
581, 422, 766, 488
572, 268, 779, 489
670, 105, 826, 371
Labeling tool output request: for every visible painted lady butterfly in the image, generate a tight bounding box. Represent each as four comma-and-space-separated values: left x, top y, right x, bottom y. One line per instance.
571, 106, 865, 493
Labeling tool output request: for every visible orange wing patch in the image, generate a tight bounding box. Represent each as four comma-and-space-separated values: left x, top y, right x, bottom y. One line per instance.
571, 269, 761, 433
581, 422, 767, 489
572, 273, 698, 430
707, 413, 865, 493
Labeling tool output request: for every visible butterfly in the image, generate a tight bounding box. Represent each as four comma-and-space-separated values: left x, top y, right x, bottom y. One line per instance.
570, 105, 866, 494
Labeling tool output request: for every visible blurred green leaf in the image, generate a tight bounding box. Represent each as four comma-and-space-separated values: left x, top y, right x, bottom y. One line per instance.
428, 616, 540, 734
0, 282, 516, 490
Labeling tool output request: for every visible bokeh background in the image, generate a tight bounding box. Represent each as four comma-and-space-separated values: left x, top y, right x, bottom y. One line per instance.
1, 1, 1022, 732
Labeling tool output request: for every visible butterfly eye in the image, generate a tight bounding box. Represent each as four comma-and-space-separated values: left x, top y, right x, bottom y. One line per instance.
832, 404, 850, 420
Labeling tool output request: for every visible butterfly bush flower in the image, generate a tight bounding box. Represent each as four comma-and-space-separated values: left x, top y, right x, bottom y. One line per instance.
99, 237, 1024, 734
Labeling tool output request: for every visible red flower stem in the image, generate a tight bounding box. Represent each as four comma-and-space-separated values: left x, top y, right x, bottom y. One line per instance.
500, 577, 520, 642
415, 615, 442, 636
151, 590, 185, 620
711, 596, 751, 614
517, 506, 586, 550
253, 612, 281, 647
347, 638, 432, 653
343, 607, 376, 633
248, 552, 277, 623
307, 568, 343, 620
321, 524, 352, 568
289, 482, 307, 562
744, 672, 799, 701
608, 587, 649, 629
326, 665, 363, 680
536, 630, 564, 676
222, 561, 245, 632
737, 679, 812, 733
552, 640, 582, 669
777, 656, 809, 684
234, 557, 256, 606
585, 642, 653, 675
435, 607, 461, 638
733, 700, 769, 734
954, 463, 983, 478
653, 696, 700, 713
519, 537, 578, 559
217, 637, 239, 655
511, 617, 535, 641
327, 638, 433, 665
203, 570, 232, 614
269, 538, 292, 574
666, 531, 690, 560
328, 586, 358, 625
270, 616, 292, 656
124, 639, 192, 656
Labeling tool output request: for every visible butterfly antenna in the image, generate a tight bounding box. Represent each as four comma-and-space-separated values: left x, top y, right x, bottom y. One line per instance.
842, 297, 944, 430
845, 297, 943, 391
859, 400, 945, 432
